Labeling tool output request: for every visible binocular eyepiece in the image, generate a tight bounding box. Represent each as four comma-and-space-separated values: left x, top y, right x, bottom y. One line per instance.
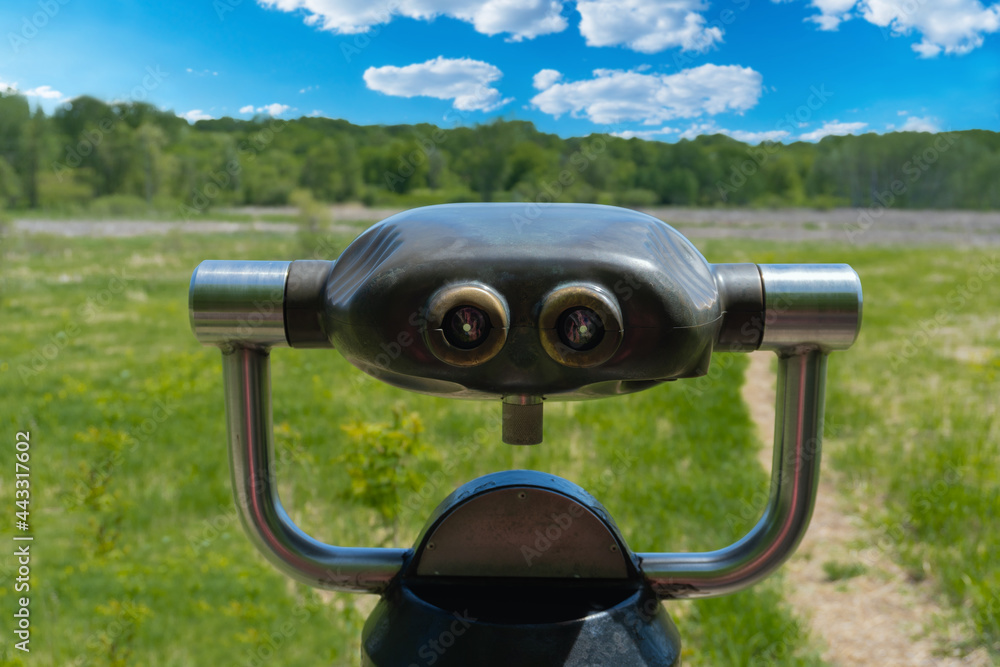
424, 282, 509, 365
191, 203, 860, 444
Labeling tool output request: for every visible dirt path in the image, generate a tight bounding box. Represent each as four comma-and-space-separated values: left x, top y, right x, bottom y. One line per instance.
741, 352, 989, 666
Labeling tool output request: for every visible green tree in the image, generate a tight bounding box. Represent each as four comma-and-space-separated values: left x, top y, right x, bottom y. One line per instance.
503, 141, 558, 191
134, 123, 167, 203
0, 94, 995, 212
0, 93, 30, 206
762, 155, 805, 205
661, 167, 699, 205
0, 156, 21, 207
241, 149, 298, 205
300, 136, 361, 201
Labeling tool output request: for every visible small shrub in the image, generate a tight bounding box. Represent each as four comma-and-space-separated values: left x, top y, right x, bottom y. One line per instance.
336, 404, 440, 542
822, 560, 867, 581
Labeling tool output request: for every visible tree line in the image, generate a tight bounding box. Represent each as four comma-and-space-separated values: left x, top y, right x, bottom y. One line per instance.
0, 92, 997, 217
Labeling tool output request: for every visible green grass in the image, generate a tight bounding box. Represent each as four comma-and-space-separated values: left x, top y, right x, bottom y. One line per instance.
0, 229, 824, 666
2, 225, 997, 665
821, 560, 867, 582
824, 245, 1000, 656
696, 237, 1000, 660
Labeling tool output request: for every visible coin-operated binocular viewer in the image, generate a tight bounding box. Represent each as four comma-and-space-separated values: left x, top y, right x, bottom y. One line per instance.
190, 204, 861, 665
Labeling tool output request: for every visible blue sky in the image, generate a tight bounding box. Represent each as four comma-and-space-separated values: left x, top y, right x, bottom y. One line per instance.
1, 0, 998, 142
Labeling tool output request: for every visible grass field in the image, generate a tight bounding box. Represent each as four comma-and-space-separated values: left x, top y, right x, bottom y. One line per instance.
0, 223, 997, 665
700, 237, 1000, 660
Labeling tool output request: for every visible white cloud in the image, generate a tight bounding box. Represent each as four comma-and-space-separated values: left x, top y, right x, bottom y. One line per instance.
530, 64, 763, 125
259, 0, 736, 51
899, 115, 940, 132
791, 0, 999, 55
798, 120, 868, 141
309, 109, 323, 116
861, 0, 1000, 56
238, 103, 292, 115
679, 122, 718, 139
467, 0, 568, 39
576, 0, 723, 52
364, 56, 512, 112
182, 109, 213, 122
533, 69, 562, 90
911, 40, 942, 57
0, 80, 66, 100
611, 126, 678, 140
23, 85, 64, 100
897, 109, 908, 115
679, 121, 790, 142
727, 128, 792, 143
257, 0, 567, 40
805, 0, 857, 29
261, 0, 997, 58
256, 103, 291, 116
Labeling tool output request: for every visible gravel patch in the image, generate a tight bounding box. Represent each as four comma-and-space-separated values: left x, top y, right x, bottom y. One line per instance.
10, 219, 360, 238
11, 206, 1000, 245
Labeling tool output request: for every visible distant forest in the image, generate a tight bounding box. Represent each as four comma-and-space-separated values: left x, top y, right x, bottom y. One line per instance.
0, 93, 997, 217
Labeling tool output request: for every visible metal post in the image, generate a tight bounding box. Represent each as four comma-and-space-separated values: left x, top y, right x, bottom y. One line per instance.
639, 347, 826, 598
222, 345, 408, 593
639, 262, 860, 598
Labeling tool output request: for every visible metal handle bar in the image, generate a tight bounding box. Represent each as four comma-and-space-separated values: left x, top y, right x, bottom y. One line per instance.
190, 260, 861, 597
641, 265, 861, 598
192, 260, 408, 593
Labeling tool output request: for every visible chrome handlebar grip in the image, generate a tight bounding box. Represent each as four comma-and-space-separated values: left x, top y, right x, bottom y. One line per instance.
191, 261, 408, 594
639, 266, 861, 599
189, 260, 291, 348
758, 264, 863, 352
